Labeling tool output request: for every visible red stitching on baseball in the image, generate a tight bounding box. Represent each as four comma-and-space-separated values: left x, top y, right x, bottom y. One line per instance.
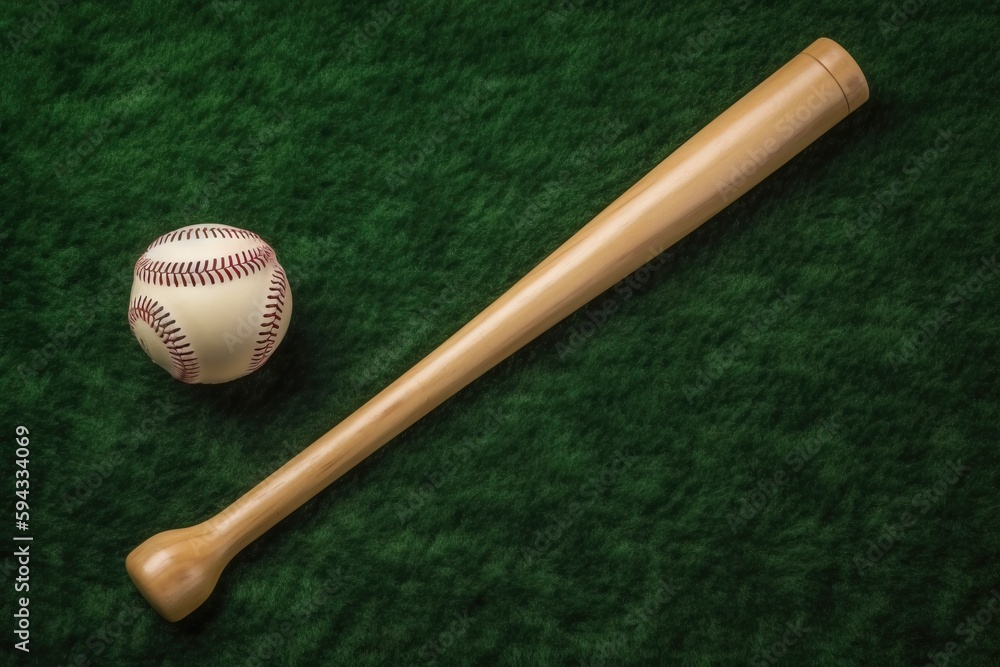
128, 295, 200, 383
247, 266, 288, 372
134, 244, 274, 287
145, 225, 263, 251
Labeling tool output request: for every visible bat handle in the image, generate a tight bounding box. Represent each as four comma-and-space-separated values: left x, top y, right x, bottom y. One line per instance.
125, 521, 228, 622
126, 379, 426, 621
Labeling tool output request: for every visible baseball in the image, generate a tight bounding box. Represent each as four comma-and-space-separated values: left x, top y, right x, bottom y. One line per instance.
128, 224, 293, 384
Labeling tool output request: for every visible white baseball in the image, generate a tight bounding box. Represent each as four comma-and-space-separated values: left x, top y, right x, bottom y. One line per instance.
128, 224, 293, 384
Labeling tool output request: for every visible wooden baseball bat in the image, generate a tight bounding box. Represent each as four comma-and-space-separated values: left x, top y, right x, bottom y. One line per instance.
127, 37, 868, 621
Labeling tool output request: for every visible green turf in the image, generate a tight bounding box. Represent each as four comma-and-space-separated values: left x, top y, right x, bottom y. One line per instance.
2, 1, 999, 665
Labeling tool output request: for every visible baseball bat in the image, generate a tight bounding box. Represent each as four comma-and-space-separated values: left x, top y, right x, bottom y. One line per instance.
127, 37, 868, 621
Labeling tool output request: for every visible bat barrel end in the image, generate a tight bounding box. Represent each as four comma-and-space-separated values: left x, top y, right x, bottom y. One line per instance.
802, 37, 870, 113
126, 523, 228, 622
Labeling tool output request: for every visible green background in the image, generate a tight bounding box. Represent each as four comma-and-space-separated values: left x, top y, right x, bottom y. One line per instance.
2, 1, 998, 665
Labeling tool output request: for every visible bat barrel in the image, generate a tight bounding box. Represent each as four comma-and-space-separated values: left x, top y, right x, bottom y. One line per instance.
127, 38, 868, 621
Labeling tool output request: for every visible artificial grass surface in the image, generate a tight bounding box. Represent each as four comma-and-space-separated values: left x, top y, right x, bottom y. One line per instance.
2, 1, 999, 665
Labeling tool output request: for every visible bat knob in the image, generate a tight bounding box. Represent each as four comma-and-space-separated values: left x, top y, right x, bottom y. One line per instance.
126, 523, 229, 622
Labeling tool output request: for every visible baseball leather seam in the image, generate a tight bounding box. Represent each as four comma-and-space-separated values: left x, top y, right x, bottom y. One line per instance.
134, 245, 275, 287
146, 225, 262, 251
247, 266, 287, 372
128, 295, 200, 383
